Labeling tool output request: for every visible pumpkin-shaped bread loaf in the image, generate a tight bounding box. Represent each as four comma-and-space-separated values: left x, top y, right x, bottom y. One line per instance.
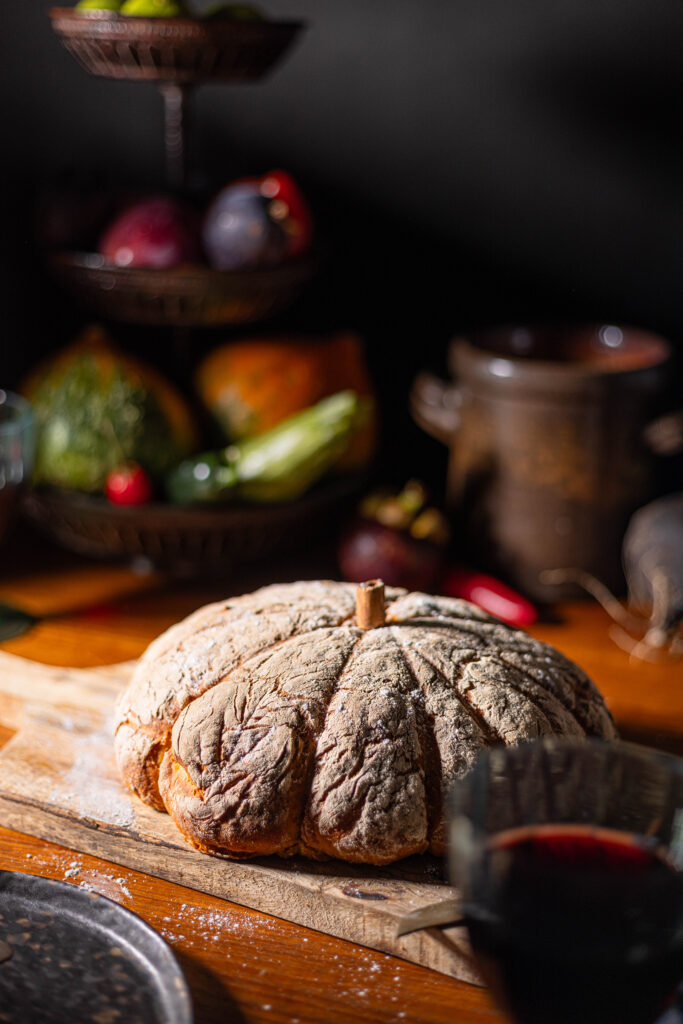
114, 580, 617, 865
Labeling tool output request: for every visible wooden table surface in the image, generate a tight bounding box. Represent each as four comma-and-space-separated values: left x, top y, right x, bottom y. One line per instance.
0, 530, 681, 1024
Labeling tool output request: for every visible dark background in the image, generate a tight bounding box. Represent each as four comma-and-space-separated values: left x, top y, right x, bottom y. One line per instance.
1, 0, 681, 492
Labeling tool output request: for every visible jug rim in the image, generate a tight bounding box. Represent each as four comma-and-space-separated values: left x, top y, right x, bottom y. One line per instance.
449, 323, 672, 388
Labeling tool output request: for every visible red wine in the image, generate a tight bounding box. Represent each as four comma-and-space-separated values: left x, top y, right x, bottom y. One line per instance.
465, 825, 683, 1024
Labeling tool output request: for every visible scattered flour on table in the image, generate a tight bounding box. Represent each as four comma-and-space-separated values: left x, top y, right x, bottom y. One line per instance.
155, 902, 411, 1011
44, 843, 424, 1015
21, 871, 419, 1018
58, 859, 132, 902
48, 711, 135, 828
157, 903, 289, 946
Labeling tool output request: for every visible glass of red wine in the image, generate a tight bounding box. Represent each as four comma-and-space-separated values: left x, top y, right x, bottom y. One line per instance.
449, 739, 683, 1024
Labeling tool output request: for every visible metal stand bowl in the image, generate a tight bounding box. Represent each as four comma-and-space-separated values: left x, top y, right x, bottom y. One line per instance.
48, 8, 304, 84
49, 251, 316, 326
24, 474, 363, 575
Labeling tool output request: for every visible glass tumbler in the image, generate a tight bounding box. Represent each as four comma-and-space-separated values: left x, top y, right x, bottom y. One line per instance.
0, 390, 35, 542
449, 739, 683, 1024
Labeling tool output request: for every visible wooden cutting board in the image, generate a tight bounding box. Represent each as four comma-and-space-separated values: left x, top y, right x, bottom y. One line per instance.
0, 651, 476, 984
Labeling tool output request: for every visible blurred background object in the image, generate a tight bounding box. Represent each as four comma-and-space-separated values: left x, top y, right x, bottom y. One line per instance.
2, 1, 680, 404
0, 391, 35, 547
0, 0, 680, 582
23, 324, 197, 494
412, 324, 678, 599
542, 491, 683, 661
337, 479, 449, 591
194, 331, 375, 461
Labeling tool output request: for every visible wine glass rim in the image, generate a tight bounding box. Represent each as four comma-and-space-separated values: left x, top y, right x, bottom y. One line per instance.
0, 391, 34, 434
449, 737, 683, 809
482, 735, 682, 763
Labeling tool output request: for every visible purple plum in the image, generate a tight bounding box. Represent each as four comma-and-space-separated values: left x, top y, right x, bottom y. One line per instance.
202, 183, 289, 271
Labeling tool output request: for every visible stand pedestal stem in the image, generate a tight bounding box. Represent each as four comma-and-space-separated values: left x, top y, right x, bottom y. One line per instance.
160, 82, 192, 192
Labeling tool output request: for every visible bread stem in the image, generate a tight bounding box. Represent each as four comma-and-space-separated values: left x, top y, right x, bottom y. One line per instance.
356, 580, 386, 629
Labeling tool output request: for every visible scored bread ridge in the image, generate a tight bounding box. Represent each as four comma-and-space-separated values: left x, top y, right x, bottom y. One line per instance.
114, 581, 617, 865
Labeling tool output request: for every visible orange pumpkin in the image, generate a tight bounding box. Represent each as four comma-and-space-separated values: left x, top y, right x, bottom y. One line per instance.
195, 332, 376, 469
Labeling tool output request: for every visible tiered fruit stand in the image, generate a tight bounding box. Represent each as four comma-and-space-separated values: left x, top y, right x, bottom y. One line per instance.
25, 8, 362, 574
47, 7, 315, 325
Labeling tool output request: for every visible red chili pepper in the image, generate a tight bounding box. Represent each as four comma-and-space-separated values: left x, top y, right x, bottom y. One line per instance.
78, 602, 119, 622
105, 463, 153, 506
441, 567, 538, 627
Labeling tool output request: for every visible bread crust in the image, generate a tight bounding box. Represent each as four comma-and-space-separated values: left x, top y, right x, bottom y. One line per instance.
114, 581, 617, 864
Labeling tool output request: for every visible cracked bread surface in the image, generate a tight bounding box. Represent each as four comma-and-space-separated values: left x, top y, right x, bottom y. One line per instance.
114, 581, 617, 864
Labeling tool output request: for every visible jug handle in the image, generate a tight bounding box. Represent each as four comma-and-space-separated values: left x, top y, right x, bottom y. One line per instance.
642, 409, 683, 456
410, 372, 461, 445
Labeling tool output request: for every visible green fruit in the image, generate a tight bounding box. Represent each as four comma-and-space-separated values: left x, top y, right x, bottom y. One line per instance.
203, 3, 264, 19
24, 329, 197, 494
167, 391, 362, 505
120, 0, 187, 16
76, 0, 123, 9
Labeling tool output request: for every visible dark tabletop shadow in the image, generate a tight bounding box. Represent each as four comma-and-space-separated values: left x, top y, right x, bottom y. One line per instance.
174, 948, 246, 1024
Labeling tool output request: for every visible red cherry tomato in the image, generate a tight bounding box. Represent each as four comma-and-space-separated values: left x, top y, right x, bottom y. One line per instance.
105, 464, 153, 506
441, 568, 538, 627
